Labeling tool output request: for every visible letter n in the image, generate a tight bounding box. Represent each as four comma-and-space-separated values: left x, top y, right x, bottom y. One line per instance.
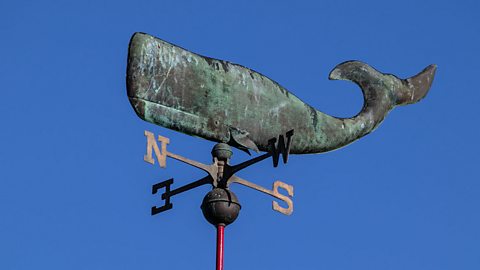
144, 130, 170, 168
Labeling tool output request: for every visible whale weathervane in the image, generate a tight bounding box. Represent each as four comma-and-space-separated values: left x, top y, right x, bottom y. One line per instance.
127, 32, 437, 269
127, 32, 436, 154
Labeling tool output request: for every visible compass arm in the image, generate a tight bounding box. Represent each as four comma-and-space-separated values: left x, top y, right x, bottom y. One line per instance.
167, 151, 214, 175
229, 175, 294, 215
229, 175, 275, 197
152, 176, 213, 215
230, 153, 272, 174
161, 176, 212, 200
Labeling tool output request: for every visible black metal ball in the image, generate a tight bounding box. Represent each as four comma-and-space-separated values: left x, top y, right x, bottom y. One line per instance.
201, 188, 241, 226
211, 143, 233, 161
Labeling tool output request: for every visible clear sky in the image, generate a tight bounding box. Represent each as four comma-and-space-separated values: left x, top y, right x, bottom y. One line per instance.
1, 0, 479, 269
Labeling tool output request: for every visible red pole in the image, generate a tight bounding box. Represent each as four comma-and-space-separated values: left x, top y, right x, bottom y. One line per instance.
216, 224, 225, 270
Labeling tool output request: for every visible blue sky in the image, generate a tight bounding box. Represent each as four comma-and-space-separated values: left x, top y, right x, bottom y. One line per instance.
1, 0, 479, 269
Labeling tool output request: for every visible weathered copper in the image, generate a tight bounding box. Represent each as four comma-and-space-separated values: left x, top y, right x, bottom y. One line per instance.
127, 32, 436, 154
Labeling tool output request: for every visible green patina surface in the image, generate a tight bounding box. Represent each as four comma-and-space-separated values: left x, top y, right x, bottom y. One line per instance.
126, 32, 436, 154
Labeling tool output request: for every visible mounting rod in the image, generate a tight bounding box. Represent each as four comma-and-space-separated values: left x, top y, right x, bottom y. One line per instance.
216, 225, 225, 270
200, 143, 242, 270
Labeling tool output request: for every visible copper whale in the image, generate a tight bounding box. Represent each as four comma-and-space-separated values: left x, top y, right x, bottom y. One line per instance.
127, 32, 436, 154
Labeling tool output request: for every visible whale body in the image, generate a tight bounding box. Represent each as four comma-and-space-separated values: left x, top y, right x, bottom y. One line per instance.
127, 32, 436, 154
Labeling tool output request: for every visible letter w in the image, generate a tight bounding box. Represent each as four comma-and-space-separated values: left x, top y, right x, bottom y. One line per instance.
268, 129, 294, 167
144, 130, 170, 168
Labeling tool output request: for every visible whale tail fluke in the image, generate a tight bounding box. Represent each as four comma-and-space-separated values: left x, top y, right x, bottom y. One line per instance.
328, 61, 437, 110
395, 64, 437, 106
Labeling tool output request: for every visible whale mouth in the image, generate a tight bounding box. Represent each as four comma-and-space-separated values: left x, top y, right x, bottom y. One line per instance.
127, 96, 147, 120
128, 96, 200, 121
